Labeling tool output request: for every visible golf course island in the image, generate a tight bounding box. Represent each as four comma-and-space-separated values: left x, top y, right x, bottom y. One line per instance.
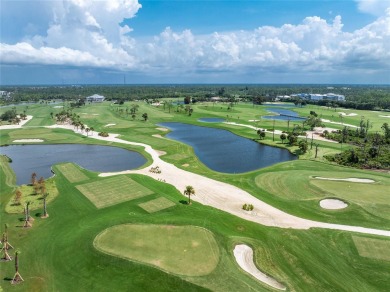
0, 85, 390, 291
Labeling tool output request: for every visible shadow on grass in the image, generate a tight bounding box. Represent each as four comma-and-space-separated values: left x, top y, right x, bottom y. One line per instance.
35, 212, 42, 217
179, 200, 189, 205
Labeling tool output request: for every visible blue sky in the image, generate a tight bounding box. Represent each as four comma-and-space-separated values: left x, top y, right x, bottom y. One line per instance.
0, 0, 389, 85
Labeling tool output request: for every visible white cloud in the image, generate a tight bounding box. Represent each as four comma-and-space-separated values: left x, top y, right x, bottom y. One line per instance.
356, 0, 390, 16
0, 1, 389, 83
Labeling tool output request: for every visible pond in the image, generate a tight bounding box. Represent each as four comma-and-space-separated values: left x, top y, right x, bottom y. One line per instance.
0, 144, 147, 185
198, 118, 225, 123
262, 108, 306, 121
159, 122, 296, 173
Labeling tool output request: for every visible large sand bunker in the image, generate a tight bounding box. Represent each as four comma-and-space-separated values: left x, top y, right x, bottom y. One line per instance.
12, 139, 44, 143
233, 244, 286, 290
320, 199, 348, 210
313, 177, 375, 183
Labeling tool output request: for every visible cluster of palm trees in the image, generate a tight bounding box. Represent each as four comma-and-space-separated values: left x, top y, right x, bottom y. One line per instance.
53, 110, 94, 136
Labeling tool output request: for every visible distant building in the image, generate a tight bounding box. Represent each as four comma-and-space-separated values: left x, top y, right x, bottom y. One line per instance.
289, 92, 345, 102
86, 94, 105, 102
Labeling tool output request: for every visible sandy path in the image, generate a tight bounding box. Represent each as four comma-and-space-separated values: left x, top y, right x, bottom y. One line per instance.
0, 115, 33, 129
46, 124, 390, 237
233, 244, 286, 290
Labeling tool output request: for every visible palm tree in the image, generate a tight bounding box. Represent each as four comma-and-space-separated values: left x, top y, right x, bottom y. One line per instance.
85, 127, 90, 137
42, 193, 49, 218
183, 185, 195, 205
11, 250, 24, 284
280, 133, 287, 144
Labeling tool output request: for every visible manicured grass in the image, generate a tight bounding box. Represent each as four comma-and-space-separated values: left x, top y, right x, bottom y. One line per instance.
76, 175, 154, 208
0, 155, 16, 187
1, 101, 390, 291
94, 224, 220, 276
138, 197, 176, 213
352, 236, 390, 261
56, 163, 89, 183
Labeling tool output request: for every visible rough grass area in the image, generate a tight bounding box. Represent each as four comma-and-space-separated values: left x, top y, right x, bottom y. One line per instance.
138, 197, 176, 213
0, 155, 16, 187
56, 163, 89, 183
352, 236, 390, 262
76, 175, 154, 208
5, 179, 59, 213
94, 224, 220, 276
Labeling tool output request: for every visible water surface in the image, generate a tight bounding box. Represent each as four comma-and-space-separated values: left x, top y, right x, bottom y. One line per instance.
0, 144, 146, 185
159, 122, 295, 173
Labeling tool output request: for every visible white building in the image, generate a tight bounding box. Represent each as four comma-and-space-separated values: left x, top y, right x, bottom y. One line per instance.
86, 94, 105, 102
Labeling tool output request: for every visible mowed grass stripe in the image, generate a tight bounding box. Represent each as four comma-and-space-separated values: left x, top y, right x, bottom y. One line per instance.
138, 197, 176, 213
76, 176, 154, 208
352, 236, 390, 262
57, 163, 89, 183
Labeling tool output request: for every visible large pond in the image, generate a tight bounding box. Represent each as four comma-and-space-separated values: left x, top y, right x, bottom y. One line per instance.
262, 108, 306, 121
0, 144, 147, 185
159, 122, 296, 173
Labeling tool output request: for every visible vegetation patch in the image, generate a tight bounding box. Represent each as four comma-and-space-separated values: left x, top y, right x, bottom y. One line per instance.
166, 153, 190, 161
56, 163, 89, 183
352, 236, 390, 262
94, 224, 220, 276
138, 197, 176, 213
6, 179, 58, 213
76, 176, 154, 208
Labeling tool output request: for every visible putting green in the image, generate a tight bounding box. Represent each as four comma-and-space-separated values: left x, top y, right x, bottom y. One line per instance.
352, 236, 390, 262
94, 224, 220, 276
56, 163, 89, 183
76, 176, 154, 208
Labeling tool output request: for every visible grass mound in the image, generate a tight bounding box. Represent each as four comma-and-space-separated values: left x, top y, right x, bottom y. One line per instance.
94, 224, 220, 276
76, 175, 154, 208
56, 163, 89, 183
138, 197, 176, 213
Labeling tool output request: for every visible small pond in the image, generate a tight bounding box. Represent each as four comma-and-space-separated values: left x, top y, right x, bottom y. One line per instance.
159, 122, 296, 173
262, 108, 306, 121
198, 118, 225, 123
0, 144, 147, 185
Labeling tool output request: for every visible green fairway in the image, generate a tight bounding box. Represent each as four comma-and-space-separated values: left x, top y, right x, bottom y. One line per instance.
76, 175, 154, 208
56, 163, 89, 183
352, 236, 390, 262
94, 224, 220, 276
138, 197, 176, 213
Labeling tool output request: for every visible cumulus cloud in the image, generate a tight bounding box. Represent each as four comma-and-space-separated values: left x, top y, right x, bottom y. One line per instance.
356, 0, 390, 16
1, 0, 389, 82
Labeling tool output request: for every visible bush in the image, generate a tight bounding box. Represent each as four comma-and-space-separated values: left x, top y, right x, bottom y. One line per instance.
242, 204, 254, 211
98, 132, 109, 137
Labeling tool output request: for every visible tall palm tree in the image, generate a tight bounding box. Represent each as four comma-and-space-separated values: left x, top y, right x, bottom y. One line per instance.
42, 193, 49, 218
11, 250, 24, 284
183, 185, 195, 205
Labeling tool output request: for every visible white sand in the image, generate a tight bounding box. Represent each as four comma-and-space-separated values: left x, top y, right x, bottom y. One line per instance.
321, 118, 358, 128
45, 124, 390, 237
338, 112, 357, 117
53, 106, 63, 108
0, 115, 33, 129
313, 177, 375, 183
13, 139, 44, 143
104, 123, 116, 127
379, 115, 390, 118
320, 199, 348, 210
156, 127, 169, 131
233, 244, 286, 290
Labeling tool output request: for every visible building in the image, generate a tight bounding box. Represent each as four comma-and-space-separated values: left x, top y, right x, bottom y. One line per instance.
86, 94, 105, 102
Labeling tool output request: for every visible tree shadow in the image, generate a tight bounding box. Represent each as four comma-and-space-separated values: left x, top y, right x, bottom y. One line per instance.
3, 277, 12, 282
35, 212, 42, 217
179, 200, 189, 205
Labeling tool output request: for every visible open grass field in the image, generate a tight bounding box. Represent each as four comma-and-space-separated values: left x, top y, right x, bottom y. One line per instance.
352, 236, 390, 262
94, 224, 220, 276
138, 197, 176, 213
76, 175, 154, 208
56, 163, 89, 183
1, 101, 390, 291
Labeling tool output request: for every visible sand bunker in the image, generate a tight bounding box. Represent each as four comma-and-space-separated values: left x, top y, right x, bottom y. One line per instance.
156, 127, 169, 132
53, 106, 63, 108
379, 115, 390, 118
13, 139, 44, 143
320, 199, 348, 210
313, 177, 375, 183
233, 244, 286, 290
104, 123, 116, 127
338, 112, 357, 117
